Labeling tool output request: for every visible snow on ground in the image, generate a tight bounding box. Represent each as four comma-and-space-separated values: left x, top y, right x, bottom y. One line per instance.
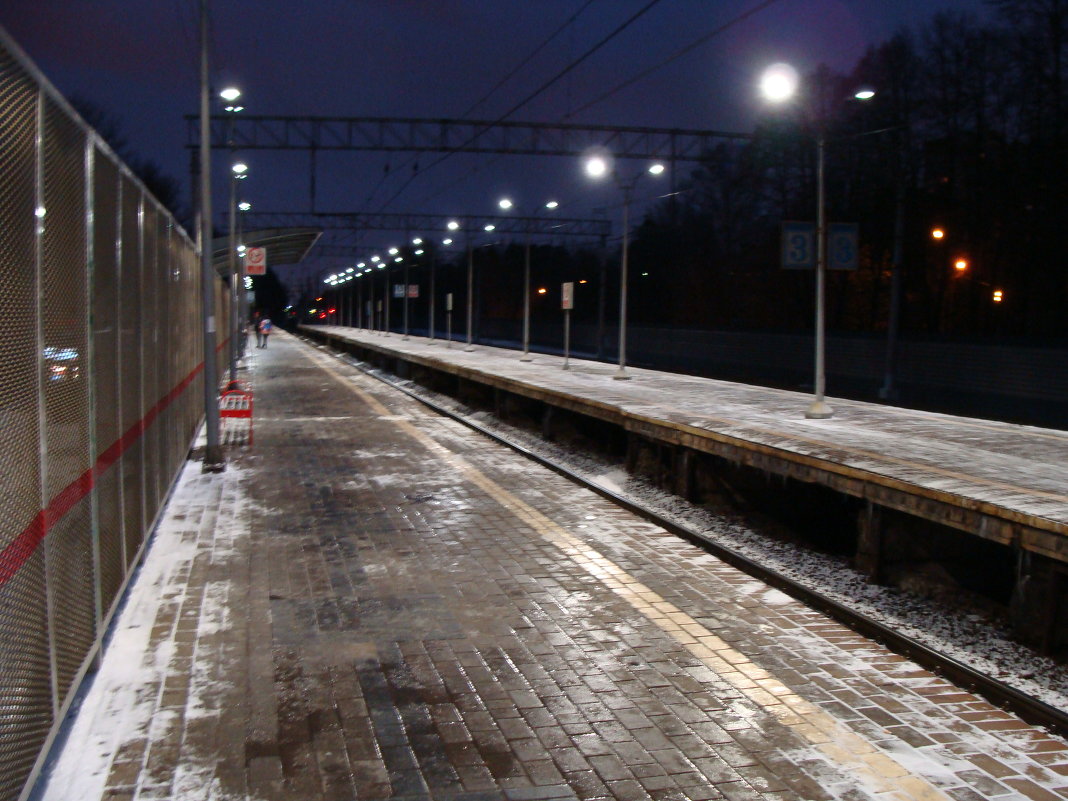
378, 365, 1068, 713
33, 458, 253, 801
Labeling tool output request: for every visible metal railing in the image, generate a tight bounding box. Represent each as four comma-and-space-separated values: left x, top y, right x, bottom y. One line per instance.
0, 28, 230, 801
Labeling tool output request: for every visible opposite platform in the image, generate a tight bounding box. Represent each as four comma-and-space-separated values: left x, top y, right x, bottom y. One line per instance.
34, 330, 1068, 801
305, 326, 1068, 556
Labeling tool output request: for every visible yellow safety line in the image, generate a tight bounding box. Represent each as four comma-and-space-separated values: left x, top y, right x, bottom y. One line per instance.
307, 347, 952, 801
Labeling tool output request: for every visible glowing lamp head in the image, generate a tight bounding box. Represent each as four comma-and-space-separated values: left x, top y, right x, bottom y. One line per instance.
545, 200, 559, 210
447, 220, 460, 231
220, 87, 241, 102
931, 228, 945, 240
954, 259, 968, 271
648, 163, 665, 175
498, 198, 513, 210
760, 63, 799, 103
585, 155, 609, 179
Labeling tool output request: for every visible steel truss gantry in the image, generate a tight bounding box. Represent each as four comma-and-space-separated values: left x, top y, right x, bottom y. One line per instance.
242, 211, 611, 239
186, 115, 747, 161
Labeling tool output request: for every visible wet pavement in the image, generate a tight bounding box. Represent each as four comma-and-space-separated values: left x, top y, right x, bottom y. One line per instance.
36, 330, 1068, 801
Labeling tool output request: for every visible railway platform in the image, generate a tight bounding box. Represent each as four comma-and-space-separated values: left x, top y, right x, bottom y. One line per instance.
303, 325, 1068, 649
34, 329, 1068, 801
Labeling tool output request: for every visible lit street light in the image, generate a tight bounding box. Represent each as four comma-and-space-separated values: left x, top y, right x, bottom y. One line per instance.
584, 154, 665, 379
761, 63, 873, 418
498, 197, 559, 361
227, 160, 248, 383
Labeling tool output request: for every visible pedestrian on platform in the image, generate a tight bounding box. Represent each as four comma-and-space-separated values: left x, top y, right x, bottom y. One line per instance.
258, 317, 272, 348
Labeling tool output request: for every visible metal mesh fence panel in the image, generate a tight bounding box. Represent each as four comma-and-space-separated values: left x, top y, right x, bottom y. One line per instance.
41, 95, 95, 707
0, 51, 52, 801
91, 150, 124, 619
0, 30, 223, 799
119, 179, 145, 568
141, 203, 161, 520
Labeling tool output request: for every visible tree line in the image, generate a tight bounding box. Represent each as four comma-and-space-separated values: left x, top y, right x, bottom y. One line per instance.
623, 1, 1068, 341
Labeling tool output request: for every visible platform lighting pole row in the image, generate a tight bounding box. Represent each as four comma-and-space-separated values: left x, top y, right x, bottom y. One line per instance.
584, 154, 665, 380
497, 198, 559, 362
760, 62, 873, 419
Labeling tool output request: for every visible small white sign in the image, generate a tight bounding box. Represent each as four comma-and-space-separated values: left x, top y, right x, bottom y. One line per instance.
446, 293, 453, 312
561, 282, 574, 310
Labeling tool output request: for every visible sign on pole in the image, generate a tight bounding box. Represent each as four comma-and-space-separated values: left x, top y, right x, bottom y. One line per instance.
781, 222, 816, 269
245, 246, 266, 275
782, 221, 859, 270
828, 223, 859, 270
561, 281, 574, 310
407, 284, 419, 298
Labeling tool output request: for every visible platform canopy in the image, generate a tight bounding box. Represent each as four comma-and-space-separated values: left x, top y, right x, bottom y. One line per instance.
211, 227, 322, 277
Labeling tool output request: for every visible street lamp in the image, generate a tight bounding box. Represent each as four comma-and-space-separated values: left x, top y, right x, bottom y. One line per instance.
221, 88, 245, 384
220, 86, 243, 112
584, 154, 665, 379
761, 63, 873, 418
227, 160, 248, 382
498, 197, 559, 361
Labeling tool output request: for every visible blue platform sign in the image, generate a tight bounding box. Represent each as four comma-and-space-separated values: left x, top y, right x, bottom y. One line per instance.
828, 223, 859, 271
782, 221, 815, 269
782, 221, 859, 270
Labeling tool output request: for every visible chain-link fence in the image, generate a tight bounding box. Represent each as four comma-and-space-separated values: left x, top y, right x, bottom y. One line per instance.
0, 29, 230, 801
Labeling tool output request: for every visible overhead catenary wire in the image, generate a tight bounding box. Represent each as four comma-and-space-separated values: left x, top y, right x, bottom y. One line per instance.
408, 1, 777, 218
460, 0, 600, 119
567, 0, 783, 118
362, 0, 600, 211
375, 0, 667, 213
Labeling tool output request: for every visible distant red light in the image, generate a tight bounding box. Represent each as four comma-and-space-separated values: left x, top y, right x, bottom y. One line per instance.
328, 308, 336, 314
319, 312, 326, 319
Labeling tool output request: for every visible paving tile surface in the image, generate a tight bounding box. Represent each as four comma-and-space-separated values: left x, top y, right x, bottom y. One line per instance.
36, 331, 1068, 801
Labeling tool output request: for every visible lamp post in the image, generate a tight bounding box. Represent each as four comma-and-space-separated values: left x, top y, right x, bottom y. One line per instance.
227, 160, 247, 383
198, 0, 223, 470
237, 200, 251, 357
221, 86, 244, 385
465, 229, 476, 351
498, 197, 559, 361
585, 155, 664, 380
760, 63, 873, 418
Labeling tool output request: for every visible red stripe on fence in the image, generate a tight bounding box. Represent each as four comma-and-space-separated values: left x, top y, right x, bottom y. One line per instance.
0, 339, 227, 587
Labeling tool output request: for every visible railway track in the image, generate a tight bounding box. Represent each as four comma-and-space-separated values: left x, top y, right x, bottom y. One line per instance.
313, 338, 1068, 739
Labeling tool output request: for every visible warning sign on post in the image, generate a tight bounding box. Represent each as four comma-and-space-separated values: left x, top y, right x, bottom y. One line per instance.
245, 246, 266, 276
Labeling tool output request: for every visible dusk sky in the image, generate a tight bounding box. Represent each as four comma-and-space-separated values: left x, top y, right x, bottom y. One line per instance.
2, 0, 992, 287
